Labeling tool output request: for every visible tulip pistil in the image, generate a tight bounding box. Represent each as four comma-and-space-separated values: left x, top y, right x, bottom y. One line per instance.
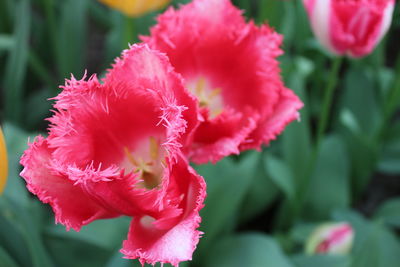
190, 77, 223, 118
123, 137, 162, 189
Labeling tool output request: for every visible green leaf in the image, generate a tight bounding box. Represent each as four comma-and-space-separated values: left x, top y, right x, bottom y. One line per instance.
378, 122, 400, 174
377, 227, 400, 267
332, 209, 400, 267
203, 233, 294, 267
337, 124, 376, 196
376, 67, 395, 101
2, 122, 35, 207
0, 209, 31, 267
336, 65, 382, 195
264, 155, 295, 201
0, 34, 14, 51
56, 0, 88, 79
339, 109, 362, 136
291, 254, 350, 267
3, 0, 31, 123
280, 1, 296, 48
46, 217, 130, 250
0, 197, 54, 267
24, 87, 53, 129
239, 154, 279, 223
289, 223, 318, 244
340, 66, 381, 137
194, 152, 259, 258
45, 235, 110, 267
0, 245, 19, 267
374, 197, 400, 227
303, 135, 350, 220
105, 249, 139, 267
282, 57, 313, 182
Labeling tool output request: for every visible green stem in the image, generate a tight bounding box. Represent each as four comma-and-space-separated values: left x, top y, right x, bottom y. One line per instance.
122, 16, 135, 49
315, 56, 343, 149
291, 56, 343, 223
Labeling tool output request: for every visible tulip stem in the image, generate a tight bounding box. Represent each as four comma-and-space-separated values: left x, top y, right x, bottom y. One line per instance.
123, 16, 135, 49
315, 56, 343, 149
291, 56, 343, 224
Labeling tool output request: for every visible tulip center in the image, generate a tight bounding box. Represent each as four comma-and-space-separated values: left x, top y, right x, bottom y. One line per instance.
188, 77, 223, 118
122, 137, 163, 189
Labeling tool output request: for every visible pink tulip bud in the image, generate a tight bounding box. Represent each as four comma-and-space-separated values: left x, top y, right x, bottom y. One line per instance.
303, 0, 395, 58
306, 222, 354, 255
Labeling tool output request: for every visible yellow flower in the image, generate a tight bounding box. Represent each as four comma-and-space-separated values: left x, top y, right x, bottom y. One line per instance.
100, 0, 171, 17
0, 128, 7, 194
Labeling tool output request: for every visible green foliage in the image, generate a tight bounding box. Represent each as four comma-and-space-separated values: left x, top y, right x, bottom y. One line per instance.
203, 233, 294, 267
303, 135, 350, 220
194, 152, 260, 258
374, 197, 400, 228
333, 210, 400, 267
291, 254, 351, 267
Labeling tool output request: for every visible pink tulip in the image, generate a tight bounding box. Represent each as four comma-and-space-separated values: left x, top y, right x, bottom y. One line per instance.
20, 44, 205, 267
143, 0, 303, 164
303, 0, 395, 57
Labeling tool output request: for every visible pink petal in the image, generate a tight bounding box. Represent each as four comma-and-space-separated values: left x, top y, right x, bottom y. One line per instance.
20, 136, 117, 231
121, 154, 206, 266
103, 44, 199, 152
189, 108, 259, 163
240, 88, 303, 150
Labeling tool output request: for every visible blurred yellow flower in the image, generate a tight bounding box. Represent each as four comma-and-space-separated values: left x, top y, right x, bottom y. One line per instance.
0, 128, 7, 194
100, 0, 171, 17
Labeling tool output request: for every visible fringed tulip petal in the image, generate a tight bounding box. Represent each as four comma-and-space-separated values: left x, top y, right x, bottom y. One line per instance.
20, 137, 116, 231
103, 45, 199, 151
240, 89, 304, 150
190, 108, 258, 163
143, 0, 303, 163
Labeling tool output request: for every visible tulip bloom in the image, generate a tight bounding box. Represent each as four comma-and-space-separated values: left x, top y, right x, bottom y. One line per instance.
143, 0, 303, 164
306, 222, 354, 255
20, 45, 205, 266
0, 127, 7, 194
303, 0, 395, 57
100, 0, 170, 17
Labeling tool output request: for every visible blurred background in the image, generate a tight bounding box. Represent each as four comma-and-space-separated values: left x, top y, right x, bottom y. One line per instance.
0, 0, 400, 266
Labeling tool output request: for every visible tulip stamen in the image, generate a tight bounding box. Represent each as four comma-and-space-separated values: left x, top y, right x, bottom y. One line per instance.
190, 77, 223, 118
123, 139, 162, 190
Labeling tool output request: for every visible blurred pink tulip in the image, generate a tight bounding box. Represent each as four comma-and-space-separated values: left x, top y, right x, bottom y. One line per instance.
303, 0, 395, 57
